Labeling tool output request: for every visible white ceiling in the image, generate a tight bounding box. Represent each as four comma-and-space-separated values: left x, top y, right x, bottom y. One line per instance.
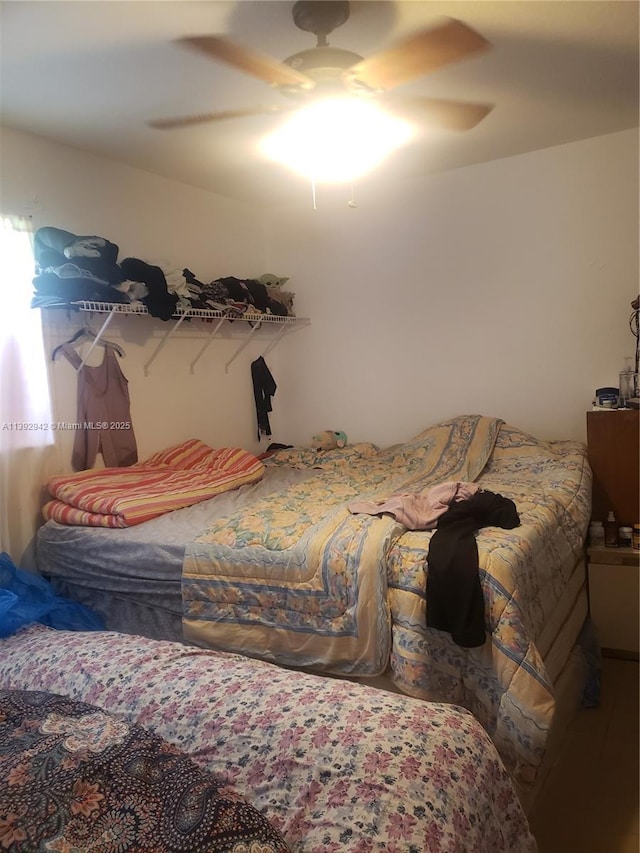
1, 0, 638, 206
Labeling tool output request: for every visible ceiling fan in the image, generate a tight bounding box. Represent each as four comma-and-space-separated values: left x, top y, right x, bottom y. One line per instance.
148, 0, 494, 133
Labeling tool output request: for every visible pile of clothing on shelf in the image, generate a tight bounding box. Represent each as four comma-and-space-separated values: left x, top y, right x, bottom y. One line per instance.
31, 226, 295, 320
184, 271, 294, 318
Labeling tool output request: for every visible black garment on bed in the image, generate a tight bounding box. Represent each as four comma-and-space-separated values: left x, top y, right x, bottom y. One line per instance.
426, 490, 520, 648
251, 356, 277, 440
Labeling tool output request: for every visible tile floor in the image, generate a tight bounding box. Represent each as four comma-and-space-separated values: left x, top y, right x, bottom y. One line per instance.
529, 656, 639, 853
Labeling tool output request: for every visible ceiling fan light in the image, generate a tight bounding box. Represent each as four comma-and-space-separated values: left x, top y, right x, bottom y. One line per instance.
258, 98, 414, 183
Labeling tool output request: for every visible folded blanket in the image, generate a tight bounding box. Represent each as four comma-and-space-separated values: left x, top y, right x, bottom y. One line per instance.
42, 439, 264, 528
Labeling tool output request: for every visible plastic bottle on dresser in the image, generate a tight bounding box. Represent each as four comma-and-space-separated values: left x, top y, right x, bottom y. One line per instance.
589, 521, 605, 547
604, 511, 618, 547
618, 526, 633, 548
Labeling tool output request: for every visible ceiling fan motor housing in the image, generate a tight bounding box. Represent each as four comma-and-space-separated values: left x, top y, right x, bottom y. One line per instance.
284, 2, 361, 96
292, 1, 350, 41
284, 46, 363, 77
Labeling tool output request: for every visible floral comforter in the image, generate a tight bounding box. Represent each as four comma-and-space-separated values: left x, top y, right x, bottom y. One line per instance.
0, 688, 288, 852
183, 414, 501, 674
181, 415, 591, 792
387, 423, 591, 787
0, 625, 537, 853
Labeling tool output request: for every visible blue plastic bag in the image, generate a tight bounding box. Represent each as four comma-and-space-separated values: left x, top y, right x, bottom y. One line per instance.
0, 552, 104, 637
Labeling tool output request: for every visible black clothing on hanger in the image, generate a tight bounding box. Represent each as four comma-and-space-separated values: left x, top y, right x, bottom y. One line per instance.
251, 356, 277, 440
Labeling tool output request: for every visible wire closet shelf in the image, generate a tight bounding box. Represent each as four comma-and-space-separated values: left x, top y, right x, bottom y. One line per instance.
65, 300, 310, 375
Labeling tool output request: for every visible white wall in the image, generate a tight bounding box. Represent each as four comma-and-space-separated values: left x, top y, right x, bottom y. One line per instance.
1, 125, 637, 559
4, 126, 635, 460
264, 129, 639, 447
1, 126, 276, 467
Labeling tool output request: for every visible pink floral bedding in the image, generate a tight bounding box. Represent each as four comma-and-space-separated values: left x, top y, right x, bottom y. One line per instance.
0, 625, 537, 853
0, 689, 289, 852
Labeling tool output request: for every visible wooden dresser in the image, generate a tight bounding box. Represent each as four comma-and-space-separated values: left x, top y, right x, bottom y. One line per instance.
586, 409, 639, 526
586, 409, 639, 658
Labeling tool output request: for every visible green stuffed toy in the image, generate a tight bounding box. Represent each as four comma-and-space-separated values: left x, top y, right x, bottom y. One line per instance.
312, 430, 348, 451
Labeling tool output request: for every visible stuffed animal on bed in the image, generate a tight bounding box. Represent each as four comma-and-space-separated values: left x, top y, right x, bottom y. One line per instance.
312, 430, 348, 451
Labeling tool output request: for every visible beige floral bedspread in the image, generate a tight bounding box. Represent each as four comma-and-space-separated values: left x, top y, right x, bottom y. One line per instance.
183, 414, 501, 674
386, 423, 591, 786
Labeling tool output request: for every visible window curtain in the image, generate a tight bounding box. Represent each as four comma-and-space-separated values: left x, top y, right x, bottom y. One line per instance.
0, 214, 58, 564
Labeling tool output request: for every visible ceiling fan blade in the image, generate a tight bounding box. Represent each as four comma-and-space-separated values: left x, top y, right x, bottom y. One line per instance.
347, 18, 491, 91
179, 35, 314, 88
382, 96, 494, 131
147, 105, 296, 130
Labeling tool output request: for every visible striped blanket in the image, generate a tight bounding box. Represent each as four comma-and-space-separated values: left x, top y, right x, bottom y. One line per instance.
42, 439, 264, 528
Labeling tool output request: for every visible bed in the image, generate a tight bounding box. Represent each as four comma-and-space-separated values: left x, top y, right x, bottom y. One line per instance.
36, 413, 592, 801
0, 624, 537, 852
0, 688, 289, 852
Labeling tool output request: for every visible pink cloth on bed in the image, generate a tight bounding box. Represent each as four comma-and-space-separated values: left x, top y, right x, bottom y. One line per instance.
347, 480, 480, 530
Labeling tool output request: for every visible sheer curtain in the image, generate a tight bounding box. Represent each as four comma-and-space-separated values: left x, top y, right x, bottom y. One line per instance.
0, 214, 58, 563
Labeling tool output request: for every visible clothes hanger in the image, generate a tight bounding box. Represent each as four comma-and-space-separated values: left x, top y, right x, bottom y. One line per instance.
51, 327, 125, 361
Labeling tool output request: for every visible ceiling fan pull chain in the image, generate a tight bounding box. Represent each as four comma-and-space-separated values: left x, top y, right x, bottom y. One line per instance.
348, 182, 357, 208
311, 178, 317, 211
